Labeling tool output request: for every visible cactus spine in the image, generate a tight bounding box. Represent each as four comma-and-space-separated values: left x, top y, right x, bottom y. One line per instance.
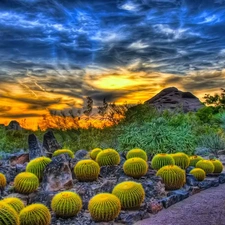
190, 168, 206, 181
196, 160, 215, 174
88, 193, 121, 222
51, 191, 82, 218
189, 155, 203, 167
2, 197, 25, 213
0, 173, 7, 193
53, 149, 74, 158
96, 148, 120, 166
90, 148, 102, 160
151, 153, 175, 170
0, 202, 19, 225
126, 148, 148, 161
112, 181, 145, 209
172, 152, 190, 169
210, 159, 223, 173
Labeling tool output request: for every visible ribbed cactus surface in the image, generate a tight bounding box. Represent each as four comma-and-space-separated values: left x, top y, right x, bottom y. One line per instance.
96, 148, 120, 166
151, 153, 175, 170
0, 202, 19, 225
0, 173, 7, 190
2, 197, 25, 213
172, 152, 190, 169
210, 159, 223, 173
53, 149, 74, 158
196, 160, 215, 174
189, 155, 203, 167
90, 148, 102, 160
190, 168, 206, 181
126, 148, 148, 161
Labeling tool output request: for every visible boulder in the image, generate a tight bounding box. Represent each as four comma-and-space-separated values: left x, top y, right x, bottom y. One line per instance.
74, 149, 88, 160
10, 153, 29, 166
6, 120, 23, 130
28, 134, 45, 160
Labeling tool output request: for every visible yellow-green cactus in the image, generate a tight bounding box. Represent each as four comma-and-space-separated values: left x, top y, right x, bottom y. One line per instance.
88, 193, 121, 222
156, 165, 186, 190
151, 153, 175, 170
74, 159, 100, 181
190, 168, 206, 181
171, 152, 190, 169
90, 148, 102, 160
51, 191, 82, 218
2, 197, 25, 213
14, 172, 39, 194
196, 160, 215, 174
53, 149, 74, 158
0, 202, 19, 225
210, 159, 223, 173
189, 155, 203, 167
19, 203, 51, 225
0, 173, 7, 191
26, 156, 52, 180
96, 148, 120, 166
126, 148, 148, 161
123, 157, 148, 178
112, 181, 145, 209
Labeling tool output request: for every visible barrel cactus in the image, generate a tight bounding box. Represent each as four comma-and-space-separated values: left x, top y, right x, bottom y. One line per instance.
156, 165, 186, 190
0, 202, 19, 225
88, 193, 121, 222
126, 148, 148, 161
1, 197, 25, 213
96, 148, 120, 166
189, 155, 203, 167
51, 191, 82, 218
112, 181, 145, 209
151, 153, 175, 170
123, 157, 148, 178
172, 152, 190, 169
26, 157, 52, 180
190, 168, 206, 181
19, 203, 51, 225
196, 160, 215, 174
90, 148, 102, 160
210, 159, 223, 173
14, 172, 39, 194
0, 173, 7, 192
53, 149, 74, 158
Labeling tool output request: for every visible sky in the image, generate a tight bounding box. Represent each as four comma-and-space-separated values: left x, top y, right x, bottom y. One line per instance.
1, 0, 225, 129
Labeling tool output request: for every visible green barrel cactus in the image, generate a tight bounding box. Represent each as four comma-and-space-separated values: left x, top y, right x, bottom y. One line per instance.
171, 152, 190, 169
156, 165, 186, 190
51, 191, 82, 218
0, 202, 19, 225
53, 149, 74, 158
90, 148, 102, 160
19, 203, 51, 225
112, 181, 145, 209
126, 148, 148, 161
210, 159, 223, 173
14, 172, 39, 194
189, 155, 203, 167
26, 156, 52, 180
96, 148, 120, 166
2, 197, 25, 213
123, 157, 148, 178
196, 160, 215, 174
74, 159, 100, 181
88, 193, 121, 222
190, 168, 206, 181
0, 173, 7, 192
151, 153, 175, 170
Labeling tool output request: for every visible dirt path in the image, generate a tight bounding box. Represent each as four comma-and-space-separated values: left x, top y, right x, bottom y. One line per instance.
135, 183, 225, 225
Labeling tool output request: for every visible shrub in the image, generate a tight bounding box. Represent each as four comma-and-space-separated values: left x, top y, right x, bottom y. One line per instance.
189, 155, 203, 167
123, 158, 148, 178
88, 193, 121, 222
126, 148, 147, 161
156, 165, 186, 190
26, 157, 52, 180
19, 203, 51, 225
90, 148, 102, 160
112, 181, 145, 209
96, 148, 120, 166
51, 191, 82, 218
0, 202, 19, 225
1, 197, 25, 213
14, 172, 39, 194
196, 160, 215, 174
171, 152, 190, 169
190, 168, 206, 181
53, 149, 74, 158
74, 159, 100, 181
210, 159, 223, 173
0, 173, 7, 191
151, 153, 175, 170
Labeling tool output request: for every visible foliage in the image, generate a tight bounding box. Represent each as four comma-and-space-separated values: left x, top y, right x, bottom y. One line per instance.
51, 191, 82, 218
90, 148, 102, 160
96, 148, 120, 166
0, 202, 19, 225
53, 149, 74, 158
1, 197, 25, 213
151, 153, 175, 170
88, 193, 121, 222
112, 181, 145, 209
203, 88, 225, 109
126, 148, 148, 161
190, 168, 206, 181
196, 160, 215, 174
210, 159, 223, 173
189, 155, 203, 167
171, 152, 190, 169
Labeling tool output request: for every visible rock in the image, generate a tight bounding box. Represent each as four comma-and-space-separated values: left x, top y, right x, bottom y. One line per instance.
100, 165, 124, 179
6, 120, 23, 130
74, 150, 88, 160
10, 153, 29, 166
219, 173, 225, 184
147, 199, 163, 214
30, 191, 56, 207
28, 134, 45, 160
186, 174, 198, 186
217, 150, 225, 155
186, 166, 195, 174
167, 189, 189, 201
41, 154, 73, 192
219, 155, 225, 165
161, 194, 179, 208
0, 165, 18, 183
43, 130, 62, 156
198, 179, 219, 189
144, 87, 203, 112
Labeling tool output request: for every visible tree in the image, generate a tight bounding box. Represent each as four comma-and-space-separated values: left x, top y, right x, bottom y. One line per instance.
204, 88, 225, 109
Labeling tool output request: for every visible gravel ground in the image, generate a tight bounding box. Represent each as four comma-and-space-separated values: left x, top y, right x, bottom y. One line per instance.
135, 183, 225, 225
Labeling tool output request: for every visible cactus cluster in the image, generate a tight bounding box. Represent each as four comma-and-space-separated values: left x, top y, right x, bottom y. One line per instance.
190, 168, 206, 181
88, 193, 121, 222
26, 157, 52, 180
196, 160, 215, 174
0, 173, 7, 191
151, 153, 175, 170
14, 172, 39, 194
19, 203, 51, 225
156, 165, 186, 190
189, 155, 203, 167
123, 157, 148, 178
51, 191, 82, 218
90, 148, 102, 160
126, 148, 148, 161
210, 159, 223, 173
96, 148, 120, 166
172, 152, 190, 169
112, 181, 145, 209
0, 202, 19, 225
1, 197, 25, 213
53, 149, 74, 158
